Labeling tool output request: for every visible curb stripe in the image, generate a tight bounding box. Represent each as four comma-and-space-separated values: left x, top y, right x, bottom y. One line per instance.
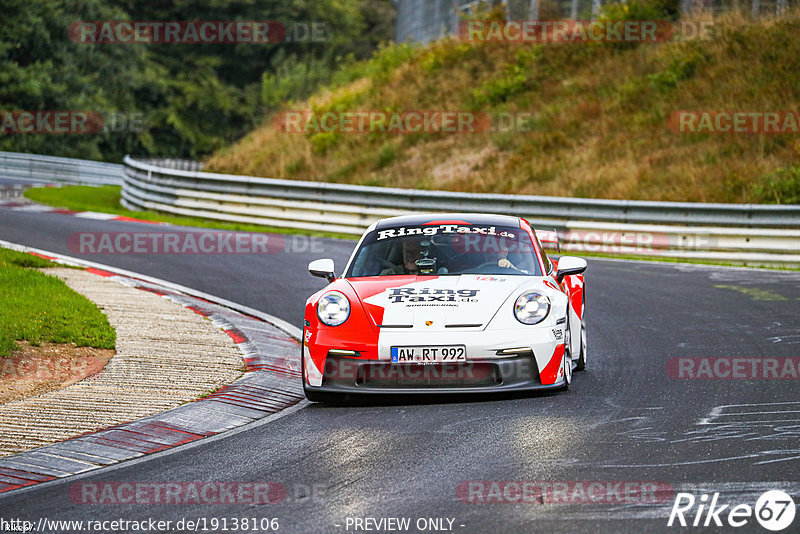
0, 242, 305, 497
224, 328, 248, 344
84, 267, 115, 277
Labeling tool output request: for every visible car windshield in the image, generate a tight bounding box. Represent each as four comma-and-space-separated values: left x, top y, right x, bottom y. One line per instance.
346, 224, 542, 277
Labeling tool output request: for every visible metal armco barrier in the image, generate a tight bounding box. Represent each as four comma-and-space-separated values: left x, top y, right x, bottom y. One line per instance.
4, 153, 796, 265
122, 156, 800, 267
0, 151, 123, 186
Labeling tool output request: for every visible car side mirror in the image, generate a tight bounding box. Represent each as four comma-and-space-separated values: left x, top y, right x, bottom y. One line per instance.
555, 256, 587, 283
308, 258, 336, 283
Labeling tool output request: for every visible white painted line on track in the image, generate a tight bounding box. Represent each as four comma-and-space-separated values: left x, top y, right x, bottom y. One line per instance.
73, 211, 119, 220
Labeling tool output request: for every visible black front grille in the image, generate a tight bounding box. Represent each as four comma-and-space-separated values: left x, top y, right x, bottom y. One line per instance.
356, 362, 499, 388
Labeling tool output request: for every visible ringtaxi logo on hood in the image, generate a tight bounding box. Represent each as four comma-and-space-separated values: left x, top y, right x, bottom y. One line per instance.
376, 225, 515, 241
387, 287, 479, 304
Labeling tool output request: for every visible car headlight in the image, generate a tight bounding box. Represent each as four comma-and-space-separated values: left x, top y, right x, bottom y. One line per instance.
317, 291, 350, 326
514, 291, 550, 325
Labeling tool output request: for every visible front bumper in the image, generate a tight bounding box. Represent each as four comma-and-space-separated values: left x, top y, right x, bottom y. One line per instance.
304, 352, 567, 395
303, 325, 568, 391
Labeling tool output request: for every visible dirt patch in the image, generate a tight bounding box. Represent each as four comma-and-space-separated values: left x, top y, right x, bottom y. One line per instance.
0, 341, 114, 403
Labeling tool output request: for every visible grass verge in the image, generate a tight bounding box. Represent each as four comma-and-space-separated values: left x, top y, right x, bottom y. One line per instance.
0, 248, 116, 357
24, 185, 357, 241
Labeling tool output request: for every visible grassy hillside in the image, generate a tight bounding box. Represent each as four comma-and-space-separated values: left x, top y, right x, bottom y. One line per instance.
207, 7, 800, 204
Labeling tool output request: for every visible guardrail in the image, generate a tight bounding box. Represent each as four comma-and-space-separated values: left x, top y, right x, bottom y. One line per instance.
4, 152, 794, 266
0, 151, 123, 186
122, 156, 800, 267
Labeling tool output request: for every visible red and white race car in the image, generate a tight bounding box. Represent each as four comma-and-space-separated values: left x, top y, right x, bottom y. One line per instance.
302, 214, 586, 402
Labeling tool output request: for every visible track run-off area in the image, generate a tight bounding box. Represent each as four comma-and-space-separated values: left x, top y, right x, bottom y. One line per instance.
1, 195, 799, 533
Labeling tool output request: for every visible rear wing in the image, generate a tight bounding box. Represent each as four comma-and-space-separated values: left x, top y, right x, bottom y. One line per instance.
535, 228, 561, 253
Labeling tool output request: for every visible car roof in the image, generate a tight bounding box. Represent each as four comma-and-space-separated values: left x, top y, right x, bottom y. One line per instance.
374, 213, 521, 229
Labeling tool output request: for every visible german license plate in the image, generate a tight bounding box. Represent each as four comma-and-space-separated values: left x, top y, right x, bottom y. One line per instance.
390, 345, 466, 364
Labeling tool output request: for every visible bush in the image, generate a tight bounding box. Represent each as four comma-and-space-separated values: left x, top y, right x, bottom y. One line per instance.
599, 0, 682, 49
755, 166, 800, 204
375, 143, 398, 169
601, 0, 681, 22
310, 132, 340, 154
647, 47, 708, 91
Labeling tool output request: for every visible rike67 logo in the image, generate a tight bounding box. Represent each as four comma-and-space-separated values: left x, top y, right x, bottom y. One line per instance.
668, 490, 796, 531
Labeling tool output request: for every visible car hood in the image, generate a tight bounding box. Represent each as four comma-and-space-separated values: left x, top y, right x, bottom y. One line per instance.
348, 275, 533, 331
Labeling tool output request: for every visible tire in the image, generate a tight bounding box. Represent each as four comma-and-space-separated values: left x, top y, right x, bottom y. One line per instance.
561, 310, 573, 390
303, 387, 342, 403
575, 295, 587, 371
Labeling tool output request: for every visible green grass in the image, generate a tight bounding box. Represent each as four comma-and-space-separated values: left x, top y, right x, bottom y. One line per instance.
0, 248, 54, 269
0, 248, 116, 357
206, 7, 800, 204
24, 185, 357, 241
25, 185, 124, 214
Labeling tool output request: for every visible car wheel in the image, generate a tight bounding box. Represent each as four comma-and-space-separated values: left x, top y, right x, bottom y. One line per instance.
575, 296, 586, 371
561, 311, 573, 390
303, 388, 340, 403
